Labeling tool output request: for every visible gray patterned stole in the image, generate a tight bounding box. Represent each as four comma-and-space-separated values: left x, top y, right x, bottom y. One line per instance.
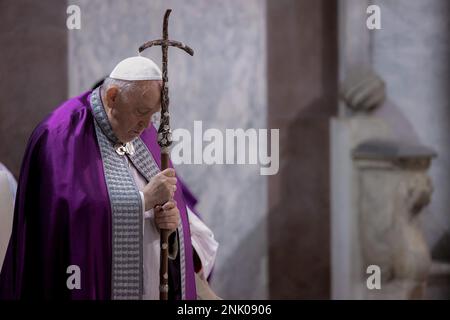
90, 88, 161, 299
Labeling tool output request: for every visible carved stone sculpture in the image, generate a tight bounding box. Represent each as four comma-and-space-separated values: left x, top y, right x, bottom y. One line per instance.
353, 140, 436, 299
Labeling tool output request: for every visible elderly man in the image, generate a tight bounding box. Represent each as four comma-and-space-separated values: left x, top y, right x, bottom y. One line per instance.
0, 56, 218, 300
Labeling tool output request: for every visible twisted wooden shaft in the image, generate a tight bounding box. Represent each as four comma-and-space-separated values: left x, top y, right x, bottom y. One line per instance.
159, 152, 170, 300
159, 9, 171, 301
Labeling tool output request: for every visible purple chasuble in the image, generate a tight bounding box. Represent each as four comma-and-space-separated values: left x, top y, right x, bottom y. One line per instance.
0, 90, 197, 300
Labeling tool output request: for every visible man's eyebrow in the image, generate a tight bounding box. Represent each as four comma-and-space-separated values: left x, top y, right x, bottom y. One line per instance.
137, 106, 152, 112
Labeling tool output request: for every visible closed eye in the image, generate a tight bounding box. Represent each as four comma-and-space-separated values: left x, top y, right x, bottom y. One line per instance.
137, 108, 151, 116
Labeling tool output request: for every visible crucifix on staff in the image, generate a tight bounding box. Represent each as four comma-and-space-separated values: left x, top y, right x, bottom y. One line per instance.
139, 9, 195, 301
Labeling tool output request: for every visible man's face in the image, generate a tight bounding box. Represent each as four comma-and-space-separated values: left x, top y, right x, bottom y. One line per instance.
105, 80, 162, 143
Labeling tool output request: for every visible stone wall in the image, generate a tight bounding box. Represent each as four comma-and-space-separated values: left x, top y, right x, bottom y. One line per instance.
0, 0, 68, 178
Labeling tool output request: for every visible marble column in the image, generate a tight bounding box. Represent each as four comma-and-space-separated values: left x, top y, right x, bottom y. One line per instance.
267, 0, 338, 299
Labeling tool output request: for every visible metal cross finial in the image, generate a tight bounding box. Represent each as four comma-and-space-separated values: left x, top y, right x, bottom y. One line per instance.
139, 9, 194, 152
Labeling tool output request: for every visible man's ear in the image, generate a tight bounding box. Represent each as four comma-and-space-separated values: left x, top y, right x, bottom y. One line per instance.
105, 86, 119, 108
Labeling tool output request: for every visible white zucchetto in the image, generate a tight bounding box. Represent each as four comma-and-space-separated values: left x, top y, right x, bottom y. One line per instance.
109, 56, 162, 81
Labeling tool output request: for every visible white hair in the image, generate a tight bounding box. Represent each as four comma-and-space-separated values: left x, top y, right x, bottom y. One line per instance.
102, 77, 139, 103
102, 77, 161, 103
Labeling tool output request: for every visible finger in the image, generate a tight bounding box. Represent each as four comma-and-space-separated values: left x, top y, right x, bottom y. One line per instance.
159, 223, 178, 230
156, 216, 178, 225
165, 177, 177, 185
155, 211, 177, 221
154, 210, 166, 219
164, 208, 178, 218
168, 186, 176, 197
162, 201, 177, 210
161, 168, 176, 177
155, 207, 177, 217
155, 208, 178, 218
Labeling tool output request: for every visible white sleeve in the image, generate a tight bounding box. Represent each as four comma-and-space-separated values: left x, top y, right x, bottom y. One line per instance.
139, 191, 153, 219
187, 206, 218, 279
